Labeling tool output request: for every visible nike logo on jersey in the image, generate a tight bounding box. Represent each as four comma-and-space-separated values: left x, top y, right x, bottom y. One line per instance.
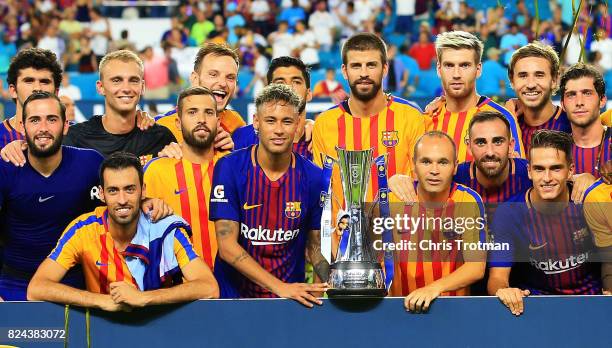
528, 242, 548, 250
243, 203, 262, 210
95, 260, 110, 267
174, 188, 187, 195
38, 196, 55, 203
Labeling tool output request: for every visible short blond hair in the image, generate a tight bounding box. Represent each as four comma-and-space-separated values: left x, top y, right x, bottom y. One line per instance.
508, 42, 560, 85
98, 49, 144, 79
435, 31, 483, 64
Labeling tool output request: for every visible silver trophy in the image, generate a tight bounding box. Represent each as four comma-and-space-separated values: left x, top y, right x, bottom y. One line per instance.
326, 147, 386, 297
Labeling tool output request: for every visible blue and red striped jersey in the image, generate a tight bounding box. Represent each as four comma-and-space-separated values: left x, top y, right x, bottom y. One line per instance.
232, 124, 312, 161
573, 132, 611, 177
0, 118, 23, 149
489, 187, 601, 295
455, 158, 531, 204
209, 145, 325, 298
519, 107, 572, 152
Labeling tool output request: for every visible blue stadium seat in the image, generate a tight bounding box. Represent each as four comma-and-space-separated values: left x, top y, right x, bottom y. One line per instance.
238, 68, 254, 98
70, 73, 102, 101
319, 50, 341, 70
606, 70, 612, 96
411, 69, 441, 98
309, 69, 326, 89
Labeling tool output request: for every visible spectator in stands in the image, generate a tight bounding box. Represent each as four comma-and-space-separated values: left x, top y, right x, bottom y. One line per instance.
308, 1, 335, 52
268, 21, 294, 59
58, 73, 82, 101
313, 68, 348, 103
141, 46, 170, 101
73, 36, 97, 73
58, 6, 82, 48
109, 29, 136, 52
16, 23, 36, 51
293, 21, 319, 70
163, 43, 181, 98
383, 45, 408, 95
249, 0, 273, 37
88, 8, 111, 62
409, 31, 437, 70
335, 1, 365, 40
278, 0, 306, 31
225, 2, 245, 46
190, 8, 214, 46
452, 1, 476, 32
590, 28, 612, 72
37, 21, 66, 63
244, 44, 269, 98
397, 45, 420, 96
477, 25, 499, 63
394, 0, 415, 34
500, 22, 528, 66
479, 48, 506, 97
562, 28, 582, 66
0, 33, 16, 74
59, 94, 76, 124
75, 0, 92, 22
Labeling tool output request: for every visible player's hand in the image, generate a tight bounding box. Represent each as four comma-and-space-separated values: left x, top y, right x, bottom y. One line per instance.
388, 174, 417, 203
214, 128, 234, 151
0, 139, 27, 166
570, 173, 597, 203
136, 110, 155, 130
109, 281, 149, 308
603, 290, 611, 295
304, 119, 314, 153
404, 284, 442, 313
97, 294, 133, 312
424, 95, 445, 115
142, 197, 173, 222
495, 287, 530, 316
504, 98, 524, 116
158, 142, 183, 159
276, 282, 327, 308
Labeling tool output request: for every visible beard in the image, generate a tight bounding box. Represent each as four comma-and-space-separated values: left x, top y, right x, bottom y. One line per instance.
25, 131, 63, 158
475, 155, 508, 178
349, 77, 382, 102
182, 124, 217, 150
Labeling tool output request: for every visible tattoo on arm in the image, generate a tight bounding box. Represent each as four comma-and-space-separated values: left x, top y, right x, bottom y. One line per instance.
231, 251, 249, 266
308, 230, 329, 282
216, 220, 236, 240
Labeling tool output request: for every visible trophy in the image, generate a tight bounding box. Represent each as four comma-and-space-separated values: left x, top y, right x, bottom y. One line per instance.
325, 147, 387, 297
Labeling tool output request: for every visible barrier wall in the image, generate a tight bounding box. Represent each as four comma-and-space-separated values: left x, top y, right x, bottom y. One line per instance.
0, 296, 610, 347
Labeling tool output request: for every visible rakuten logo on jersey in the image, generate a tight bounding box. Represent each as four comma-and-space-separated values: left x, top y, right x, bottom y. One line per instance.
530, 252, 590, 275
240, 223, 299, 246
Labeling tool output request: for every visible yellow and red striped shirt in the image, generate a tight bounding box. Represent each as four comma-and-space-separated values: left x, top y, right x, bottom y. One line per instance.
388, 182, 486, 297
48, 207, 195, 294
583, 179, 612, 248
313, 96, 430, 204
431, 96, 525, 162
155, 108, 246, 143
143, 151, 227, 269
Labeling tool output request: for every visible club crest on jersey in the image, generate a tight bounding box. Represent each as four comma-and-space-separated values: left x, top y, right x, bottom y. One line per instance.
285, 201, 302, 219
572, 227, 589, 242
381, 131, 399, 147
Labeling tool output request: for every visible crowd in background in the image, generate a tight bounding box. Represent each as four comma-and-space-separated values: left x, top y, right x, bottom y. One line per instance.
0, 0, 611, 105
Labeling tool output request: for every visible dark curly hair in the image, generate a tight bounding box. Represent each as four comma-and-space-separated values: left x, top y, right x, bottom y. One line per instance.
7, 48, 63, 92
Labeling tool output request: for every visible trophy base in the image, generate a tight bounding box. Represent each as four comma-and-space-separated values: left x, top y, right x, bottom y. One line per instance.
327, 261, 387, 298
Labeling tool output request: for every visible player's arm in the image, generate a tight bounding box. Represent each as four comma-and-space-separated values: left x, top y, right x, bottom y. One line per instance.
306, 229, 330, 283
216, 219, 326, 307
110, 258, 219, 307
488, 266, 530, 316
404, 258, 485, 313
28, 259, 129, 312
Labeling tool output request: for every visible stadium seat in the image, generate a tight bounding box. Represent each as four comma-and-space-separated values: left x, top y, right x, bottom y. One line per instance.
238, 68, 254, 98
70, 73, 102, 101
411, 69, 441, 98
605, 70, 612, 96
